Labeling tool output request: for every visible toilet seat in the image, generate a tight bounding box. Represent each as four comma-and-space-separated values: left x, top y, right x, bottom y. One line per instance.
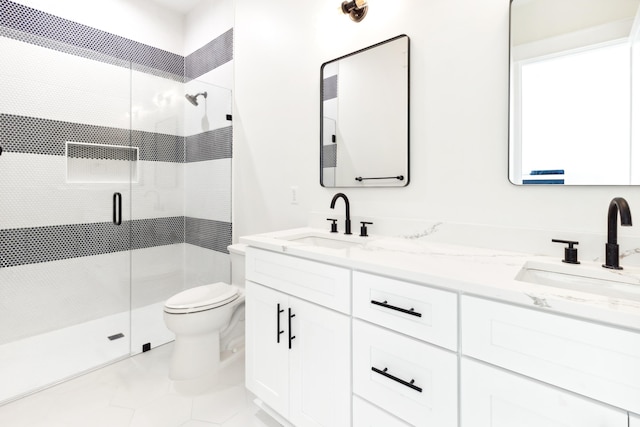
164, 282, 240, 314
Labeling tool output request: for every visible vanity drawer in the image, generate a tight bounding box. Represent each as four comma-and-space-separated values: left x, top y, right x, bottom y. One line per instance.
461, 296, 640, 413
461, 358, 628, 427
353, 395, 411, 427
352, 319, 458, 427
245, 247, 351, 314
353, 271, 457, 350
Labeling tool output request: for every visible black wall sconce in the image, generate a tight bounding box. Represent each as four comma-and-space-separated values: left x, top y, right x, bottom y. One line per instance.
341, 0, 368, 22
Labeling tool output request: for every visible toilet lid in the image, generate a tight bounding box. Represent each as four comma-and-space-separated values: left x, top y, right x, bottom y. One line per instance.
164, 283, 239, 313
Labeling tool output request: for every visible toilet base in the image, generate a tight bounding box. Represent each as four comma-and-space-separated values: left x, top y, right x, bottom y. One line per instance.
169, 330, 221, 381
172, 347, 245, 396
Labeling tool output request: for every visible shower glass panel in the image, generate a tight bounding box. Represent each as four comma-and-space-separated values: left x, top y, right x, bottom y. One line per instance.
0, 21, 132, 403
128, 67, 185, 355
181, 82, 233, 289
126, 78, 233, 355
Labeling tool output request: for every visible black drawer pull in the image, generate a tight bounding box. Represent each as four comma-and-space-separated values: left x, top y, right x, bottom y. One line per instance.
276, 304, 285, 344
371, 366, 423, 393
371, 299, 422, 317
288, 308, 296, 349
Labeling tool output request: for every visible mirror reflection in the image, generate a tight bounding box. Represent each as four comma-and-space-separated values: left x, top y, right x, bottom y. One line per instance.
509, 0, 640, 185
321, 35, 409, 187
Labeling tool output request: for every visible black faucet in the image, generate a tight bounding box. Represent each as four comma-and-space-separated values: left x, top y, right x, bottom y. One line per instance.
330, 193, 352, 235
603, 197, 632, 270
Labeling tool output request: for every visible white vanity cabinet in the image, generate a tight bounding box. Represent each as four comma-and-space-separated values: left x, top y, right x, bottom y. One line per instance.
460, 358, 628, 426
461, 296, 640, 414
353, 395, 411, 427
245, 248, 351, 427
351, 272, 458, 427
243, 235, 640, 427
461, 295, 640, 425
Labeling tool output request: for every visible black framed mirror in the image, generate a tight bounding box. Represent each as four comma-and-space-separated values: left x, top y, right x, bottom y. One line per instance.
509, 0, 640, 185
320, 34, 410, 188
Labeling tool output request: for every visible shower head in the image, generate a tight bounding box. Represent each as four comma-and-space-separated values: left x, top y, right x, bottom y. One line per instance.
185, 91, 207, 106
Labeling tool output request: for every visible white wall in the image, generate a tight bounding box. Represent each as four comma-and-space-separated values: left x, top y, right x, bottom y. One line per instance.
233, 0, 640, 252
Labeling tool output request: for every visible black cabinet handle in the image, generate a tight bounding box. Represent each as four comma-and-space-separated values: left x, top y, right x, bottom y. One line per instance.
371, 299, 422, 317
288, 308, 296, 349
113, 192, 122, 225
371, 366, 422, 393
277, 303, 285, 344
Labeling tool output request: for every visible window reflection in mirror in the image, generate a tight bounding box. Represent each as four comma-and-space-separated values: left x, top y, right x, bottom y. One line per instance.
321, 35, 409, 188
509, 0, 640, 185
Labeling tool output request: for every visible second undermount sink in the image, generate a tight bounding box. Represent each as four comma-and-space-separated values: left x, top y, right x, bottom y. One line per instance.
515, 260, 640, 300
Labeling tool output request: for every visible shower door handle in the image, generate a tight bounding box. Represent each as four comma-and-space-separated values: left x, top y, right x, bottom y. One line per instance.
113, 192, 122, 225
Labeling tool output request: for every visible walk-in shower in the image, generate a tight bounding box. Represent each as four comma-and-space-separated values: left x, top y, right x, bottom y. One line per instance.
0, 1, 233, 405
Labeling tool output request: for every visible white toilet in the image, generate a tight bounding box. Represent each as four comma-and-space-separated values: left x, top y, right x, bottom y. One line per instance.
163, 244, 246, 382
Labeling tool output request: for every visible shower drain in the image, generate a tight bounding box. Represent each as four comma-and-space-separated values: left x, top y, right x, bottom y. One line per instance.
107, 333, 125, 341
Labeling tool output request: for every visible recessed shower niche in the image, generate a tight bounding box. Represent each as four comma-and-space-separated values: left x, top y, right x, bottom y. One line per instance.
65, 142, 139, 183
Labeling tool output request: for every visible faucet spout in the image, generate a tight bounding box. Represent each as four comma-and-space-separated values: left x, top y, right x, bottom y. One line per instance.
330, 193, 352, 235
604, 197, 632, 270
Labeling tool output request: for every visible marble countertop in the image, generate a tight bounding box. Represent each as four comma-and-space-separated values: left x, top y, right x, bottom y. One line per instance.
240, 227, 640, 331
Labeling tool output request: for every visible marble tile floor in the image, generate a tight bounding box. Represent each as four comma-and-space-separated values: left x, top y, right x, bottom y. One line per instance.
0, 342, 282, 427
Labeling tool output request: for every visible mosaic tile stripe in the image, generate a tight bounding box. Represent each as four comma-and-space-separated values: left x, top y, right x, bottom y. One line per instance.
131, 217, 185, 250
0, 0, 184, 81
323, 75, 338, 101
185, 217, 232, 254
131, 129, 184, 163
185, 28, 234, 82
67, 143, 137, 161
322, 144, 337, 168
0, 217, 185, 269
1, 114, 184, 163
185, 126, 232, 163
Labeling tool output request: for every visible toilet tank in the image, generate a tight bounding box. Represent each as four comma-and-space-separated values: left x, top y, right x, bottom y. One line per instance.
228, 243, 247, 288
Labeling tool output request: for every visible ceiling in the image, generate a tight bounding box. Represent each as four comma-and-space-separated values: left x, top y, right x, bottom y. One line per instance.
147, 0, 202, 14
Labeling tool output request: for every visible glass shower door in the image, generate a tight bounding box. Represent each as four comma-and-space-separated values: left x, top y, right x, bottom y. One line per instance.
0, 33, 133, 402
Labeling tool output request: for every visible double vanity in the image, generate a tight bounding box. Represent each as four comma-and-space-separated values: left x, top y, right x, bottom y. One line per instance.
241, 225, 640, 427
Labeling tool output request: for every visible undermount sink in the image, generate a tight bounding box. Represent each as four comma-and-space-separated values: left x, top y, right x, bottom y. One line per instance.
515, 260, 640, 300
287, 235, 362, 249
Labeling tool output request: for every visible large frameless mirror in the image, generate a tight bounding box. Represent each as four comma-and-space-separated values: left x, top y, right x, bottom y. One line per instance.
320, 34, 410, 187
509, 0, 640, 185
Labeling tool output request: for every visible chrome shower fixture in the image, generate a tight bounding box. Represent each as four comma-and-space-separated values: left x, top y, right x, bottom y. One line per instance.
185, 91, 207, 106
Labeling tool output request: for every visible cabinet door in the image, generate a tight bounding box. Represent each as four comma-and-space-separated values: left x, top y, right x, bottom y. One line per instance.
631, 414, 640, 427
245, 281, 290, 418
461, 358, 628, 427
353, 395, 411, 427
461, 296, 640, 413
289, 296, 351, 427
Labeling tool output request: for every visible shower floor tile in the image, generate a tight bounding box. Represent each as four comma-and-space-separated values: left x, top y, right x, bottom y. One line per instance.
0, 343, 282, 427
